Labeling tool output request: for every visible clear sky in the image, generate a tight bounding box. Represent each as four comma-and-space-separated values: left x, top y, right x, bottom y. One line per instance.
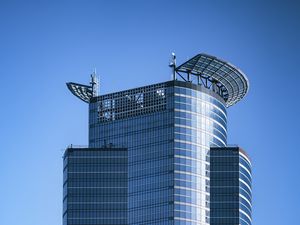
0, 0, 299, 224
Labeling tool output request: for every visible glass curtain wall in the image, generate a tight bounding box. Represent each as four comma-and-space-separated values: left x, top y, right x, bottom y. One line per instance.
210, 147, 252, 225
63, 148, 128, 225
173, 84, 227, 225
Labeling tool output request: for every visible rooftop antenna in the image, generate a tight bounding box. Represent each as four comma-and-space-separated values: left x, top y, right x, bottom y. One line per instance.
169, 52, 176, 80
90, 68, 99, 97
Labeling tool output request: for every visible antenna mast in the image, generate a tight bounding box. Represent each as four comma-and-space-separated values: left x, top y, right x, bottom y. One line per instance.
90, 68, 99, 97
169, 52, 176, 80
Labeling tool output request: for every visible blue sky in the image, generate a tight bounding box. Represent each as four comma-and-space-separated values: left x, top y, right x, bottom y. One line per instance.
0, 1, 299, 224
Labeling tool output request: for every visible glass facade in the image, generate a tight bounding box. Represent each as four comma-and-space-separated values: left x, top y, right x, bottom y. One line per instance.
63, 147, 128, 225
88, 80, 227, 225
210, 147, 252, 225
89, 82, 173, 224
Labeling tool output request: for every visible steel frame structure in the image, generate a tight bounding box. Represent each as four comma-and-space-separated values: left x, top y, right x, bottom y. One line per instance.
66, 82, 93, 103
175, 53, 249, 107
66, 73, 98, 103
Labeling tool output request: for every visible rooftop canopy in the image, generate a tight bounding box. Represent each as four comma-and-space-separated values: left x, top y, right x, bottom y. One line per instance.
175, 53, 249, 107
66, 82, 93, 103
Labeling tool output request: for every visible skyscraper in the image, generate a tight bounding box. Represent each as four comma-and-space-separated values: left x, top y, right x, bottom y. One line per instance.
65, 53, 251, 225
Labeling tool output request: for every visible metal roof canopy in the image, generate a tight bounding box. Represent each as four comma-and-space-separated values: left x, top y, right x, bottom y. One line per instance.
175, 53, 249, 107
66, 73, 98, 103
66, 82, 93, 103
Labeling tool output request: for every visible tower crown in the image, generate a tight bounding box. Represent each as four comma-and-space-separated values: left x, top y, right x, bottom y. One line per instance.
66, 53, 249, 107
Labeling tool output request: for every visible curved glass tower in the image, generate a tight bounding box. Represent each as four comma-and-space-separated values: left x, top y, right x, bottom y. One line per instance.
65, 53, 251, 225
172, 82, 227, 225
